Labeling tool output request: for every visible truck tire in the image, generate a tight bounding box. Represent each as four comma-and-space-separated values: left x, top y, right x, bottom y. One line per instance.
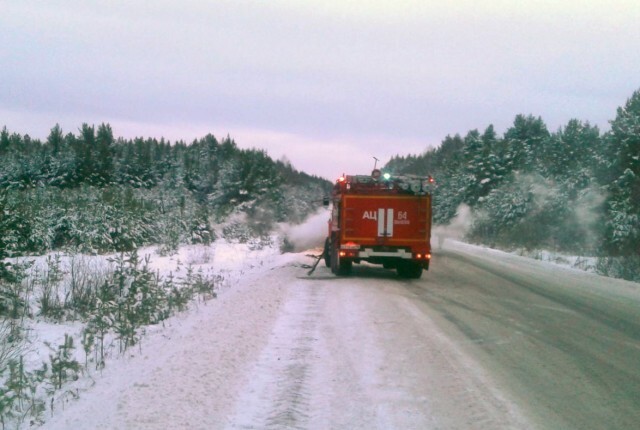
397, 261, 423, 279
330, 243, 352, 276
338, 259, 352, 276
323, 238, 331, 267
330, 243, 339, 274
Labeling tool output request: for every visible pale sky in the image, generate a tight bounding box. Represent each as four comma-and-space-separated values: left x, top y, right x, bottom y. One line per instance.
1, 0, 639, 180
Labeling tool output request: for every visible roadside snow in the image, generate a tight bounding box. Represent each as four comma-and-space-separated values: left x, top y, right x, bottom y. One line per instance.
40, 241, 295, 429
3, 237, 289, 428
510, 248, 598, 273
446, 239, 639, 301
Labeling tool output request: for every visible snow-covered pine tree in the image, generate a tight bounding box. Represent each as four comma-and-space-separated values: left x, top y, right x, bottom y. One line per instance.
603, 89, 640, 257
503, 114, 550, 173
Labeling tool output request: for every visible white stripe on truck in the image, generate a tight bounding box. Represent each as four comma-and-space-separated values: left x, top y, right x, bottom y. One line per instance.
377, 208, 394, 237
378, 208, 385, 237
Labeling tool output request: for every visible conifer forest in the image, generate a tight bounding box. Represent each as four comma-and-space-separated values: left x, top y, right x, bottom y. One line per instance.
0, 127, 330, 257
385, 88, 640, 280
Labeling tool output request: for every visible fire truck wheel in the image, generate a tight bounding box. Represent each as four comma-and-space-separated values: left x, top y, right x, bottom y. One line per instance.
330, 243, 352, 276
397, 261, 423, 279
323, 238, 331, 267
330, 243, 339, 274
338, 259, 352, 276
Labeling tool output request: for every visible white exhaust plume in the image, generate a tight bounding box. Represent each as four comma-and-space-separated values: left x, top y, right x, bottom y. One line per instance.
280, 208, 330, 252
432, 204, 472, 250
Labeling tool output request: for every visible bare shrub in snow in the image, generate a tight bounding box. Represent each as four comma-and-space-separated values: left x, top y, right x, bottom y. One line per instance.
0, 320, 24, 373
36, 254, 64, 319
0, 321, 47, 428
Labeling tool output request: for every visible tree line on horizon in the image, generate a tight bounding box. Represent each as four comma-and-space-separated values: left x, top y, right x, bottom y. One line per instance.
386, 88, 640, 280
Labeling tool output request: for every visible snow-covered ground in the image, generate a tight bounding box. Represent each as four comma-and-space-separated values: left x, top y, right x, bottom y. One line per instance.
15, 239, 282, 369
38, 242, 299, 429
510, 248, 598, 273
38, 242, 530, 430
2, 237, 289, 429
6, 235, 638, 429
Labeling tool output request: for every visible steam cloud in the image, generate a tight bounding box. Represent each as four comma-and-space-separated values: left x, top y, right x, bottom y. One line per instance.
280, 208, 331, 252
432, 204, 472, 250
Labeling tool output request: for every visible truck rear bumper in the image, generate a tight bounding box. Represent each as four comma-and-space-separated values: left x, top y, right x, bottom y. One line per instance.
337, 244, 430, 270
358, 248, 413, 259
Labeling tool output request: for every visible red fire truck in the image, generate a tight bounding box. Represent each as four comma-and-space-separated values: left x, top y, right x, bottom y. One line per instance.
323, 170, 433, 278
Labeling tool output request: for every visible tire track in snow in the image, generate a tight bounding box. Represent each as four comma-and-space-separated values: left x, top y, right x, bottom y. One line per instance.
229, 281, 322, 429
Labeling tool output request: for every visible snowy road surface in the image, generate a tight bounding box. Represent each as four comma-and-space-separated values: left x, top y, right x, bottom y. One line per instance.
42, 242, 640, 429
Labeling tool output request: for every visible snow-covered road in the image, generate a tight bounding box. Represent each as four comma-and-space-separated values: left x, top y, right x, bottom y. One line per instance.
40, 241, 640, 430
227, 269, 527, 429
